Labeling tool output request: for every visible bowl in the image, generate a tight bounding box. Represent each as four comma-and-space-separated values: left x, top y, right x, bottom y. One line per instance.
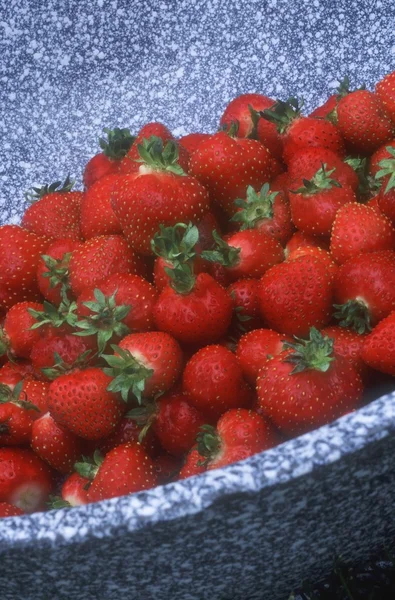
1, 1, 395, 599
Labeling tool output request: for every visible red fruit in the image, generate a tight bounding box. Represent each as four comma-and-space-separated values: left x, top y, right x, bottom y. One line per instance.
0, 225, 50, 311
369, 140, 395, 178
258, 255, 333, 337
178, 445, 207, 480
289, 164, 356, 237
309, 95, 338, 119
85, 442, 157, 502
0, 361, 36, 386
256, 328, 363, 435
83, 153, 118, 189
333, 251, 395, 332
30, 329, 96, 376
118, 122, 177, 175
22, 177, 83, 241
183, 344, 251, 421
61, 472, 89, 506
68, 235, 146, 297
321, 325, 368, 379
361, 311, 395, 376
236, 328, 291, 385
20, 380, 50, 417
0, 447, 53, 512
374, 145, 395, 223
80, 174, 123, 239
83, 127, 135, 188
0, 382, 36, 445
285, 230, 329, 255
153, 453, 181, 484
330, 203, 395, 264
286, 246, 338, 281
48, 367, 126, 440
31, 412, 82, 473
1, 301, 44, 359
196, 408, 280, 470
189, 130, 273, 217
228, 278, 264, 334
0, 502, 24, 518
376, 71, 395, 123
37, 239, 82, 304
287, 147, 358, 191
179, 132, 212, 156
98, 417, 161, 457
337, 90, 394, 154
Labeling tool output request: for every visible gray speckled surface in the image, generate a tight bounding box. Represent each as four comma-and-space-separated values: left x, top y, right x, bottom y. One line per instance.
1, 1, 395, 598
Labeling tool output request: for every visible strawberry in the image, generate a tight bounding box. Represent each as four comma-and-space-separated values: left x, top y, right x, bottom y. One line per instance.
261, 97, 345, 162
36, 239, 82, 304
330, 203, 395, 264
111, 137, 210, 255
287, 147, 359, 191
258, 254, 334, 337
178, 446, 207, 480
256, 327, 363, 435
195, 408, 280, 470
98, 417, 161, 457
0, 301, 45, 359
31, 412, 82, 473
230, 183, 294, 245
182, 344, 252, 421
68, 234, 146, 297
369, 140, 395, 178
153, 453, 181, 484
0, 381, 38, 445
76, 443, 157, 502
337, 90, 394, 154
343, 156, 381, 202
309, 76, 353, 121
333, 251, 395, 333
30, 328, 96, 376
80, 173, 124, 239
179, 132, 212, 156
60, 472, 90, 506
18, 379, 50, 416
361, 311, 395, 376
236, 328, 291, 385
83, 127, 135, 189
286, 246, 338, 281
321, 325, 368, 379
0, 360, 37, 386
0, 502, 24, 518
285, 230, 330, 255
22, 176, 84, 241
374, 146, 395, 223
0, 225, 50, 311
375, 71, 395, 124
289, 164, 356, 237
0, 447, 53, 512
228, 278, 264, 334
189, 129, 273, 217
102, 331, 183, 402
48, 367, 126, 440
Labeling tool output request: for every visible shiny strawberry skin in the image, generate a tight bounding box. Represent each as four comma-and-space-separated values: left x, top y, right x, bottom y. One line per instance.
80, 173, 123, 239
321, 326, 368, 379
287, 147, 358, 191
36, 239, 82, 304
0, 502, 24, 518
2, 301, 45, 359
31, 412, 82, 473
0, 402, 34, 446
61, 472, 89, 506
361, 311, 395, 376
22, 190, 84, 241
83, 152, 119, 189
224, 230, 284, 281
376, 71, 395, 123
178, 445, 207, 480
282, 116, 345, 163
236, 328, 291, 385
228, 278, 264, 334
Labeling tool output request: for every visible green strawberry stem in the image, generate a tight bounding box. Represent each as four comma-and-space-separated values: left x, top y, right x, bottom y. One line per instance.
151, 222, 199, 264
231, 183, 278, 230
47, 495, 72, 510
28, 290, 78, 330
344, 157, 380, 199
290, 163, 341, 195
333, 300, 371, 334
25, 175, 75, 203
201, 230, 241, 268
102, 345, 154, 403
283, 327, 335, 374
74, 449, 104, 481
135, 136, 185, 176
127, 400, 158, 442
74, 288, 131, 355
165, 262, 197, 295
41, 350, 94, 380
40, 252, 73, 291
375, 146, 395, 194
260, 97, 303, 134
0, 381, 39, 411
219, 120, 240, 137
196, 424, 221, 467
99, 127, 135, 160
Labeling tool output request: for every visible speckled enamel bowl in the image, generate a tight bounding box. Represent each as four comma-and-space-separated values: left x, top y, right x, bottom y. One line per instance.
1, 1, 395, 599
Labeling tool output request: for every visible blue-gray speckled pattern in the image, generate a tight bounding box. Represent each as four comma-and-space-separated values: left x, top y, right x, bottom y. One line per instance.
1, 1, 395, 599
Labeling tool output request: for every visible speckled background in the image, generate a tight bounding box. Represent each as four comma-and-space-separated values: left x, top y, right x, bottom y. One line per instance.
1, 1, 395, 599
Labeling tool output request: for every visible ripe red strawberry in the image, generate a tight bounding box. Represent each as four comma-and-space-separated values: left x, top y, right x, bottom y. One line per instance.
262, 97, 345, 162
375, 71, 395, 124
98, 417, 161, 457
178, 445, 207, 480
83, 127, 135, 189
321, 325, 368, 379
153, 453, 181, 484
309, 76, 352, 120
0, 301, 44, 359
286, 246, 338, 281
0, 225, 50, 311
333, 251, 395, 333
289, 164, 356, 237
37, 239, 82, 305
337, 90, 394, 154
330, 203, 395, 264
0, 360, 37, 386
230, 184, 294, 245
256, 327, 363, 435
369, 140, 395, 178
103, 331, 183, 402
228, 278, 264, 334
0, 447, 53, 512
374, 146, 395, 223
80, 174, 123, 239
0, 502, 24, 518
78, 443, 157, 502
361, 311, 395, 376
30, 328, 96, 376
285, 230, 330, 255
111, 138, 210, 255
195, 408, 280, 470
258, 254, 333, 337
22, 176, 84, 241
287, 147, 359, 191
31, 412, 82, 473
0, 381, 37, 445
61, 472, 89, 506
179, 132, 212, 155
48, 367, 126, 440
183, 344, 252, 421
68, 234, 146, 297
19, 380, 50, 416
236, 328, 291, 385
189, 130, 273, 217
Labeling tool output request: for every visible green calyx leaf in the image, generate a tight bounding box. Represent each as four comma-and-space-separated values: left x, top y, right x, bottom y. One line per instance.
336, 75, 351, 99
290, 163, 341, 195
40, 252, 72, 291
201, 230, 241, 268
74, 450, 104, 481
47, 495, 72, 510
135, 135, 186, 175
219, 120, 240, 138
375, 146, 395, 194
126, 400, 157, 443
196, 424, 221, 466
74, 288, 131, 355
0, 381, 39, 412
344, 156, 380, 199
99, 127, 135, 160
231, 183, 278, 230
102, 345, 154, 403
260, 97, 303, 134
151, 222, 199, 264
333, 299, 371, 334
28, 289, 78, 330
282, 327, 335, 374
164, 262, 197, 295
41, 350, 93, 381
25, 175, 75, 203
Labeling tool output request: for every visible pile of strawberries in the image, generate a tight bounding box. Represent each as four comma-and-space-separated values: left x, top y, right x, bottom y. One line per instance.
1, 71, 395, 520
